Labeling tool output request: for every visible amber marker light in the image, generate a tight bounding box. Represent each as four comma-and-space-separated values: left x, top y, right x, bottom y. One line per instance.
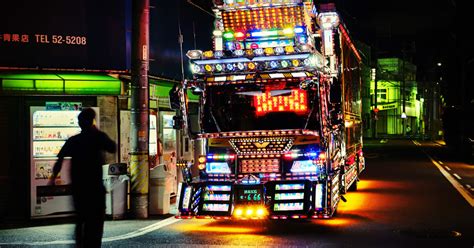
198, 155, 207, 164
319, 152, 326, 160
248, 62, 256, 70
234, 208, 243, 217
256, 207, 267, 217
245, 208, 254, 216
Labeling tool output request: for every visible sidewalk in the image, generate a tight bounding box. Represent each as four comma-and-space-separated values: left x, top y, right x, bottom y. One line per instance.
0, 204, 179, 246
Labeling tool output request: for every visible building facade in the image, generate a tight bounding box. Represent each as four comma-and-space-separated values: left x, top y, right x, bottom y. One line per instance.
365, 58, 423, 137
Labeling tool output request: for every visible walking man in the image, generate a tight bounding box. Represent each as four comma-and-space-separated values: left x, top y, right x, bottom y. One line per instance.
50, 108, 116, 248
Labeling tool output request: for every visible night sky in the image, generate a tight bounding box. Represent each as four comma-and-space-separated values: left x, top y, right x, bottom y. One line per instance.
150, 0, 469, 107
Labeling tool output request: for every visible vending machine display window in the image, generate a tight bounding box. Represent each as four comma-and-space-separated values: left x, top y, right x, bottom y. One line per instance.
30, 106, 99, 218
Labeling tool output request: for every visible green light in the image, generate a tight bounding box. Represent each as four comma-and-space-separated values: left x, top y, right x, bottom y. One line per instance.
223, 32, 234, 39
1, 73, 121, 95
2, 79, 35, 90
65, 80, 120, 95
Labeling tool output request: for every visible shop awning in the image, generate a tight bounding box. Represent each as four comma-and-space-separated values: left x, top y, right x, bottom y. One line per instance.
149, 79, 199, 101
0, 73, 122, 95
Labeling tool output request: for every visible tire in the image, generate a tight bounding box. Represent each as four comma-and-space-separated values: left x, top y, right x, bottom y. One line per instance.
348, 179, 358, 191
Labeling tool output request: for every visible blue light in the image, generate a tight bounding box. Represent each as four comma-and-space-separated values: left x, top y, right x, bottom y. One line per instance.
254, 48, 264, 56
191, 65, 201, 73
234, 50, 244, 56
225, 41, 235, 50
290, 160, 318, 173
298, 36, 307, 44
306, 152, 318, 158
275, 47, 284, 54
303, 58, 311, 66
294, 26, 305, 34
214, 51, 223, 58
206, 162, 231, 174
226, 63, 234, 71
270, 61, 278, 69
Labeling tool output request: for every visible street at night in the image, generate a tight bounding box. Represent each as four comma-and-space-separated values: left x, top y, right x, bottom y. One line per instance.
1, 139, 472, 247
1, 0, 472, 247
102, 140, 474, 247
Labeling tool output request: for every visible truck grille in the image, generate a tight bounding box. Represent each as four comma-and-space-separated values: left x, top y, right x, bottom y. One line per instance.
229, 137, 294, 155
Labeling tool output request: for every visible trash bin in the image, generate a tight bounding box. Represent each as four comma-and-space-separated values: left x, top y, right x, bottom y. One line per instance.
103, 163, 129, 219
149, 164, 173, 215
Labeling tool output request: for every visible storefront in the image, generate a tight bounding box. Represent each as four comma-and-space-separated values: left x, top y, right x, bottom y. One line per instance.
0, 71, 198, 219
0, 0, 134, 220
0, 72, 123, 219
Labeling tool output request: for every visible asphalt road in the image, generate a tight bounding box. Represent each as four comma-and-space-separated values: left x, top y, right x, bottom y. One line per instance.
102, 139, 473, 248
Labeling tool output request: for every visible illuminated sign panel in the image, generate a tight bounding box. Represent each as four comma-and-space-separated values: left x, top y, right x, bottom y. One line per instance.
236, 188, 263, 203
202, 203, 229, 212
205, 162, 232, 174
273, 202, 304, 211
254, 89, 308, 116
0, 0, 130, 71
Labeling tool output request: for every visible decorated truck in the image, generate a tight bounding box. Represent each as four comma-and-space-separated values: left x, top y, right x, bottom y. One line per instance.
173, 0, 364, 220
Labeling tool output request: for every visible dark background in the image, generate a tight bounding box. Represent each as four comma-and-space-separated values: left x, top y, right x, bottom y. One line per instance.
0, 0, 130, 71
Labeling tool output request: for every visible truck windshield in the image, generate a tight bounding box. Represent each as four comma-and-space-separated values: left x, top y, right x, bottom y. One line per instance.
201, 83, 320, 133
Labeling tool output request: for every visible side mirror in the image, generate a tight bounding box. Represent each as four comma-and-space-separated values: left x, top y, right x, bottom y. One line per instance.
172, 115, 184, 130
169, 84, 181, 110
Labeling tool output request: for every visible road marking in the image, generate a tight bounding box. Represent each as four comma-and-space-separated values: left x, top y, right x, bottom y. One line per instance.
438, 161, 444, 165
444, 166, 451, 171
412, 140, 421, 146
453, 173, 462, 180
424, 153, 474, 207
103, 216, 182, 242
466, 184, 472, 189
0, 216, 181, 246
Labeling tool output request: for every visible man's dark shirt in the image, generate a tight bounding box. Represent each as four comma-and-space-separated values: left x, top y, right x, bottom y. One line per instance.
56, 127, 116, 196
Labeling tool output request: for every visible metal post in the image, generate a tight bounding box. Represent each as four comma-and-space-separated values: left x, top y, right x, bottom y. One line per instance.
130, 0, 149, 219
402, 57, 406, 137
373, 67, 378, 139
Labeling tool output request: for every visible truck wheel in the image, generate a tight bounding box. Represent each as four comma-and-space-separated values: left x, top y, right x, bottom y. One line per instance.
348, 179, 358, 191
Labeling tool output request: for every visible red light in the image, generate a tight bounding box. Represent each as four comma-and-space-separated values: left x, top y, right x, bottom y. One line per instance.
254, 89, 308, 116
284, 153, 293, 159
235, 31, 245, 39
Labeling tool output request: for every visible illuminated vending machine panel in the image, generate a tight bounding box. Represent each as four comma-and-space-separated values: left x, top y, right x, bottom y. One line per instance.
199, 183, 233, 216
30, 106, 99, 218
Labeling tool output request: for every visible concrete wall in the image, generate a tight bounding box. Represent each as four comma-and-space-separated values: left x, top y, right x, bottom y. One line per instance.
97, 96, 119, 164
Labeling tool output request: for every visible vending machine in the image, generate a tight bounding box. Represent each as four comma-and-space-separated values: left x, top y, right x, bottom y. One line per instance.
30, 105, 99, 218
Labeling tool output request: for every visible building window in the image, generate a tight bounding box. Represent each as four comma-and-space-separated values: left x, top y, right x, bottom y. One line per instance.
377, 89, 387, 101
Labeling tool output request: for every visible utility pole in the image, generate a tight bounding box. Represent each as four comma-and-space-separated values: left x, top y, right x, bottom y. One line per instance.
130, 0, 149, 219
402, 50, 406, 137
373, 66, 378, 139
